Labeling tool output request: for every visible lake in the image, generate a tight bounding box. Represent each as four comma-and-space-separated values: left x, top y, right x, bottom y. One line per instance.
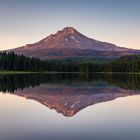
0, 73, 140, 140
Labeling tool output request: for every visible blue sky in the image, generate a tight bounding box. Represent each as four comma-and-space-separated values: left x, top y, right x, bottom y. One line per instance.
0, 0, 140, 50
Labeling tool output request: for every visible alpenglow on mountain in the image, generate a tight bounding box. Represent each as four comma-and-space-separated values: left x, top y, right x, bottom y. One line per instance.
11, 27, 139, 59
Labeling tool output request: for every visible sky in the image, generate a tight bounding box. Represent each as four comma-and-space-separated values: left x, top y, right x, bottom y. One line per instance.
0, 0, 140, 50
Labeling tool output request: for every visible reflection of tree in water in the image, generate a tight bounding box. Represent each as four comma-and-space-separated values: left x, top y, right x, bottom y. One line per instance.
105, 74, 140, 90
0, 73, 140, 93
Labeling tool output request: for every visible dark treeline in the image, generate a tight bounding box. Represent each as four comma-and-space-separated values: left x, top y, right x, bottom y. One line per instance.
105, 55, 140, 73
0, 52, 47, 72
0, 73, 140, 93
47, 55, 140, 73
1, 52, 140, 73
0, 52, 106, 72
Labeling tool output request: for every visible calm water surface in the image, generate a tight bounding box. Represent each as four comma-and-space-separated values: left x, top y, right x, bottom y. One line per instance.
0, 74, 140, 140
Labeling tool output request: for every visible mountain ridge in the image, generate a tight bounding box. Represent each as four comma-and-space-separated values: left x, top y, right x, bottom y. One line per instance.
9, 27, 140, 59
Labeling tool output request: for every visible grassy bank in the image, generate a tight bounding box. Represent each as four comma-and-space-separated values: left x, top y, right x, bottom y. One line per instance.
1, 71, 140, 75
0, 71, 40, 75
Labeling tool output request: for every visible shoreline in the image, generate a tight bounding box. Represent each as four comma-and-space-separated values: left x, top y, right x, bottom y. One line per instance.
0, 71, 140, 75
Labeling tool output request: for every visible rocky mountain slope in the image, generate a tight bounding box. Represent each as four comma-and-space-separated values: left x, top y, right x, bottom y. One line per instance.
11, 27, 139, 59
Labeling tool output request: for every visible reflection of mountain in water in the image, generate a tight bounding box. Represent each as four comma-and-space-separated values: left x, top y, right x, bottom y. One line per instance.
0, 74, 140, 117
15, 83, 138, 117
